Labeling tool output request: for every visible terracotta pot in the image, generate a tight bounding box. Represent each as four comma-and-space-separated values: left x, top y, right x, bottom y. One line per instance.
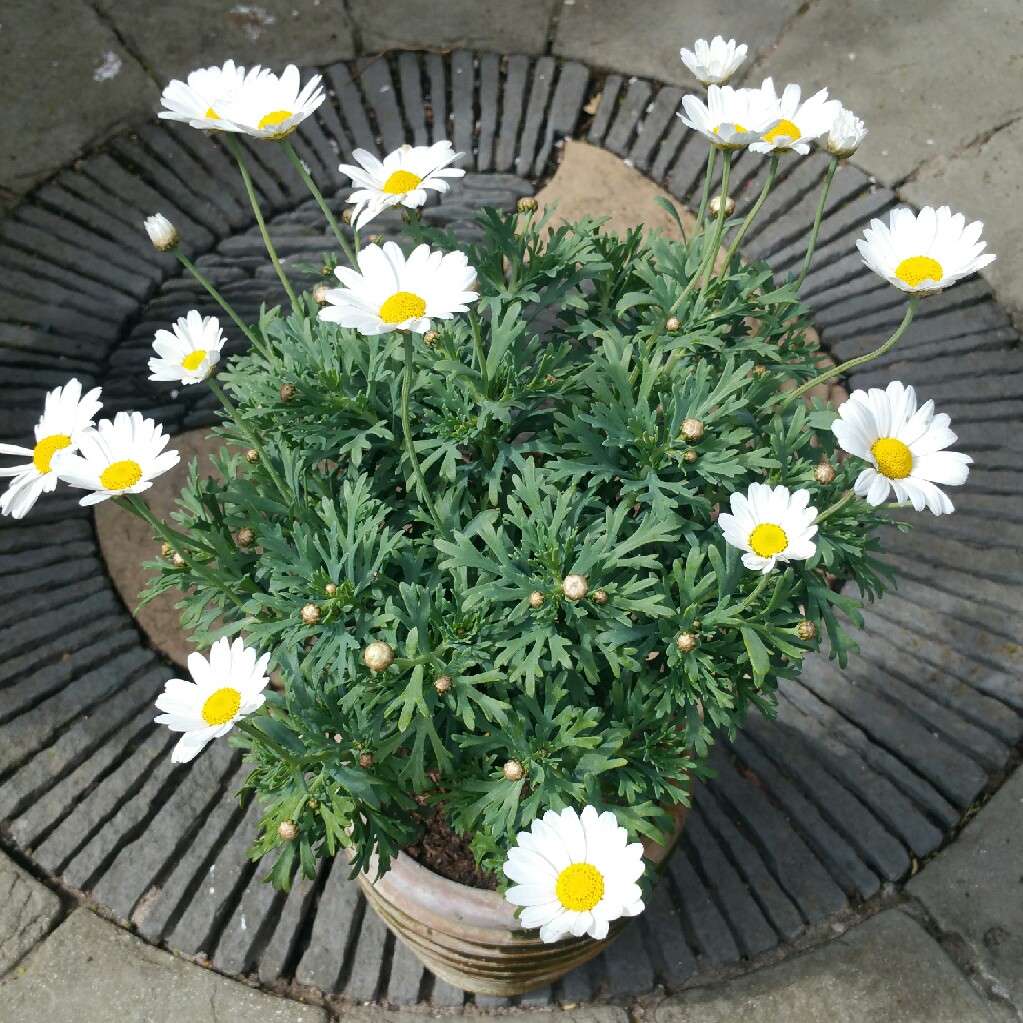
352, 803, 690, 996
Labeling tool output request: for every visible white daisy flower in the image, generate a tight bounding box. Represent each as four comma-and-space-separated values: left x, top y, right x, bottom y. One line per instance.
0, 379, 103, 520
679, 36, 748, 87
749, 78, 841, 155
216, 64, 325, 140
504, 805, 646, 943
857, 205, 996, 294
144, 213, 179, 252
158, 59, 248, 130
677, 84, 779, 150
719, 482, 819, 574
339, 142, 466, 230
319, 241, 478, 335
52, 410, 180, 506
148, 310, 226, 386
831, 381, 971, 515
827, 105, 867, 158
154, 636, 270, 763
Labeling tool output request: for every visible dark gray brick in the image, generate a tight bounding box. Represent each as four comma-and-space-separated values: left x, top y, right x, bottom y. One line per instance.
325, 62, 379, 159
476, 54, 501, 172
668, 848, 741, 963
359, 56, 407, 154
398, 52, 430, 149
641, 877, 697, 985
516, 57, 556, 177
424, 53, 449, 146
586, 74, 622, 145
604, 78, 653, 156
495, 56, 530, 173
343, 905, 390, 1000
601, 919, 654, 996
450, 50, 476, 163
257, 867, 323, 986
384, 934, 425, 1005
294, 857, 362, 991
628, 86, 684, 172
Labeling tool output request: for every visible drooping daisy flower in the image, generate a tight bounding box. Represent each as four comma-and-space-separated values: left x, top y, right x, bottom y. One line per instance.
749, 78, 841, 155
857, 206, 995, 294
831, 381, 971, 515
154, 637, 270, 763
719, 482, 819, 574
679, 36, 748, 87
677, 84, 779, 150
339, 142, 466, 230
144, 213, 179, 252
158, 59, 248, 130
504, 805, 646, 943
319, 241, 478, 335
148, 310, 226, 385
0, 379, 103, 519
827, 106, 867, 158
216, 64, 325, 140
52, 410, 180, 506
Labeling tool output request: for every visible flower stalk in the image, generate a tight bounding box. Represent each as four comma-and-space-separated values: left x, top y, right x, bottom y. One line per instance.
796, 155, 840, 288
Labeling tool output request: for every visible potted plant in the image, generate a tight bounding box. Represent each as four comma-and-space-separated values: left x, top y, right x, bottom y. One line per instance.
1, 37, 988, 995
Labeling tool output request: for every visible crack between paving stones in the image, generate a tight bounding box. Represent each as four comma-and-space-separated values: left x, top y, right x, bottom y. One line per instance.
83, 1, 161, 90
741, 1, 822, 85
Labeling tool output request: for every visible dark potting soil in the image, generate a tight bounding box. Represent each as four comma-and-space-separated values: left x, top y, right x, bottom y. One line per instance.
404, 803, 499, 890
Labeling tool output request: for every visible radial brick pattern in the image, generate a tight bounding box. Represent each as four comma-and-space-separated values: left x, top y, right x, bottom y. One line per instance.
1, 52, 1020, 1008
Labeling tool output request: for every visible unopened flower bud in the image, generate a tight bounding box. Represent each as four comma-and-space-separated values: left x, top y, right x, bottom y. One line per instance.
709, 194, 735, 217
814, 462, 837, 485
312, 283, 331, 305
341, 209, 354, 224
161, 541, 174, 558
144, 213, 178, 251
245, 448, 260, 463
681, 418, 705, 442
358, 751, 374, 769
401, 208, 420, 224
279, 382, 296, 402
325, 582, 338, 596
827, 107, 867, 159
529, 590, 545, 609
364, 641, 394, 672
517, 196, 538, 213
434, 674, 453, 694
278, 819, 299, 842
676, 631, 698, 653
307, 798, 319, 810
592, 588, 608, 605
301, 603, 321, 625
172, 552, 187, 568
422, 329, 439, 346
753, 364, 767, 377
562, 574, 589, 601
503, 759, 525, 782
683, 448, 698, 464
797, 620, 818, 642
236, 527, 256, 548
666, 316, 681, 333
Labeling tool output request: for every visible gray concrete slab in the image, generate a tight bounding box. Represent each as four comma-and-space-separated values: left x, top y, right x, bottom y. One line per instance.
908, 766, 1023, 1009
901, 117, 1023, 326
0, 0, 160, 202
95, 0, 355, 84
655, 910, 997, 1023
0, 852, 62, 977
345, 1008, 629, 1023
755, 0, 1023, 188
0, 908, 328, 1022
347, 0, 558, 55
553, 0, 805, 88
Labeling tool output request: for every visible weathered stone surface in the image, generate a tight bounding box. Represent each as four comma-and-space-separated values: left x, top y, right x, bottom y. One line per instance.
909, 766, 1023, 1007
0, 852, 62, 977
0, 908, 327, 1021
655, 910, 997, 1023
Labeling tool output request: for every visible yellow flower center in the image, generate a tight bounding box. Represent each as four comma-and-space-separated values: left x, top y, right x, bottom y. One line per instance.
894, 255, 943, 288
100, 459, 144, 492
555, 862, 605, 912
258, 109, 293, 130
204, 106, 220, 120
33, 433, 71, 474
713, 123, 746, 135
749, 523, 788, 558
382, 169, 423, 194
762, 118, 801, 145
871, 437, 913, 479
201, 686, 242, 726
181, 349, 207, 371
379, 291, 427, 324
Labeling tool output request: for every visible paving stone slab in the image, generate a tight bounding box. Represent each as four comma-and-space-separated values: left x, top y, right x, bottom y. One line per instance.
0, 908, 328, 1022
655, 910, 997, 1023
0, 851, 62, 977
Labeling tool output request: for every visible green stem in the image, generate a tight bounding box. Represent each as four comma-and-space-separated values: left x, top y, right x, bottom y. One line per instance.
400, 333, 447, 537
796, 156, 839, 289
814, 488, 856, 525
469, 309, 489, 392
779, 296, 919, 411
281, 140, 356, 265
691, 147, 717, 242
695, 149, 733, 305
224, 134, 299, 311
722, 155, 779, 271
736, 573, 771, 613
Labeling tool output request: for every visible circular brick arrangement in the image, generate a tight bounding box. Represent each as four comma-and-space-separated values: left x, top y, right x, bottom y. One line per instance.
1, 52, 1021, 1009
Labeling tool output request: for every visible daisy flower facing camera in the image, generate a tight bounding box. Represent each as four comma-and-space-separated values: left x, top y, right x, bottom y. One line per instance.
0, 379, 103, 519
831, 381, 971, 515
504, 805, 646, 943
319, 241, 478, 335
217, 64, 325, 140
719, 483, 819, 574
158, 59, 248, 131
858, 205, 995, 294
679, 36, 748, 87
677, 84, 779, 150
149, 310, 227, 385
155, 637, 270, 763
750, 78, 841, 155
340, 142, 466, 230
53, 410, 180, 506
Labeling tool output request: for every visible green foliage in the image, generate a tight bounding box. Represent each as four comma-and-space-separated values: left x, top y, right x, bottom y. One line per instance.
145, 203, 898, 888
